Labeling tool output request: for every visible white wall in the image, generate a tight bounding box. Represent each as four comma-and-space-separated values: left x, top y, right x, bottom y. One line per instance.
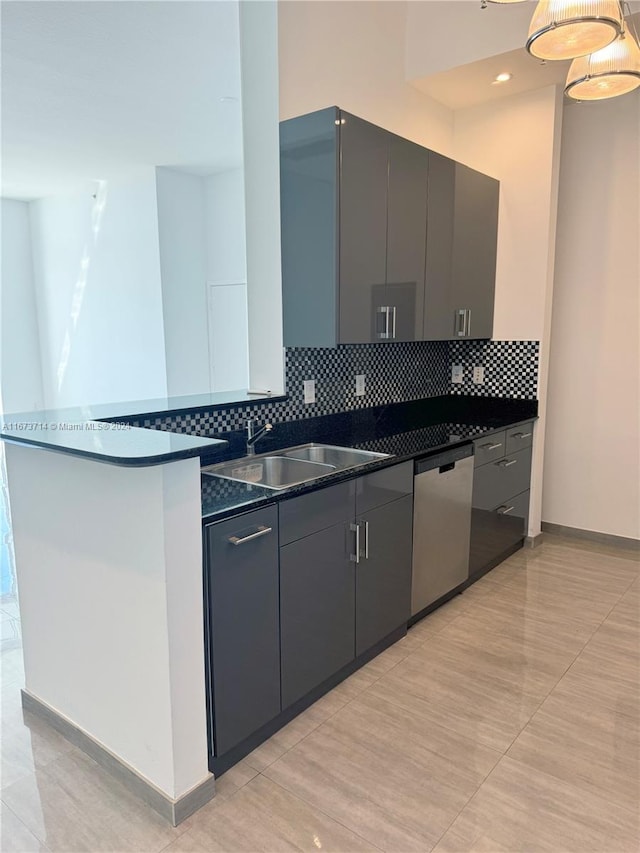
543, 95, 640, 540
405, 0, 535, 80
29, 167, 167, 409
453, 86, 563, 342
452, 86, 564, 539
0, 200, 44, 413
241, 0, 284, 394
205, 169, 247, 284
156, 168, 210, 398
6, 443, 210, 799
204, 169, 250, 392
278, 0, 454, 156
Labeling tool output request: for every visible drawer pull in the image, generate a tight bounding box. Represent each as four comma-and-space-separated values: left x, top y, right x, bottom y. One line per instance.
512, 432, 532, 439
481, 442, 503, 451
497, 505, 515, 515
228, 525, 272, 545
497, 458, 517, 467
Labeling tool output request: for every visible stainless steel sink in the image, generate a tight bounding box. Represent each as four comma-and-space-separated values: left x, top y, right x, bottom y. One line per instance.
202, 443, 389, 490
202, 455, 336, 489
281, 443, 388, 469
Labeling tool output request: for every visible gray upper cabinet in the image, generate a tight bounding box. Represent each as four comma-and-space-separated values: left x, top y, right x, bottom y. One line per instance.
339, 113, 390, 344
280, 107, 339, 348
280, 108, 428, 346
425, 153, 499, 340
384, 136, 429, 341
280, 107, 499, 346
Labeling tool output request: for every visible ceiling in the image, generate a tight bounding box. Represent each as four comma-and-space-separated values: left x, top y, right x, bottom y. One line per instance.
410, 4, 640, 111
1, 1, 244, 201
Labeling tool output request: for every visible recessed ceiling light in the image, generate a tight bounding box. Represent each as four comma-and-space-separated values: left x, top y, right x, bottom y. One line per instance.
493, 72, 513, 84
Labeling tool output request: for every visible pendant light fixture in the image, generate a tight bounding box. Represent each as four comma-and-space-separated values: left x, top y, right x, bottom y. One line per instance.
526, 1, 623, 60
565, 27, 640, 98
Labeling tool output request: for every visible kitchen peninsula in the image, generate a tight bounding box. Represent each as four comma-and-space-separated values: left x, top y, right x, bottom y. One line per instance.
1, 391, 537, 825
1, 395, 237, 825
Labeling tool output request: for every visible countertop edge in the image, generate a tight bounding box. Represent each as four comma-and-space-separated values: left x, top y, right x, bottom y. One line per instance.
0, 431, 228, 468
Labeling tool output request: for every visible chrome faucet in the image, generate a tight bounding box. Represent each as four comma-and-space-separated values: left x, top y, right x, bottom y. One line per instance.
246, 419, 273, 455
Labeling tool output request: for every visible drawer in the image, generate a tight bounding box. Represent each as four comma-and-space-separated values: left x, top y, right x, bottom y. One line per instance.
355, 461, 413, 515
473, 431, 506, 468
279, 479, 355, 546
493, 488, 530, 528
472, 446, 532, 511
469, 489, 530, 578
506, 422, 534, 455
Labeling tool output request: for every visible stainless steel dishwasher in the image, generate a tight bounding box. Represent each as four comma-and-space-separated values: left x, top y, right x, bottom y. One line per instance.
411, 443, 474, 619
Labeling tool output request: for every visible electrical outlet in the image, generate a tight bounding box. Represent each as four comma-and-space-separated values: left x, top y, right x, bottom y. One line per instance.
472, 365, 485, 385
355, 374, 366, 396
451, 364, 464, 384
303, 379, 316, 404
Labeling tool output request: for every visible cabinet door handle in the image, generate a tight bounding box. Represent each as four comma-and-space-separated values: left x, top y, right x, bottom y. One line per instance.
497, 458, 517, 467
363, 520, 369, 560
465, 309, 471, 337
377, 306, 391, 340
512, 432, 532, 439
454, 309, 466, 337
391, 306, 397, 340
481, 442, 502, 451
350, 522, 360, 563
228, 525, 272, 545
497, 505, 515, 515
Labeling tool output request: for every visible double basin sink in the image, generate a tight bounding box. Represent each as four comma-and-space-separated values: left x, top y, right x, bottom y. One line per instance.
202, 443, 389, 490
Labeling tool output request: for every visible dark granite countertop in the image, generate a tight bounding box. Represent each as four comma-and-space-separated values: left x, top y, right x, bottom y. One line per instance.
0, 390, 285, 466
0, 408, 228, 466
201, 395, 537, 522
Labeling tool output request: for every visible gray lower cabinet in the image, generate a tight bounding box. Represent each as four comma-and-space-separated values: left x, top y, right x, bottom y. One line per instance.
279, 462, 413, 709
469, 424, 533, 579
280, 522, 355, 709
204, 506, 280, 757
356, 495, 413, 656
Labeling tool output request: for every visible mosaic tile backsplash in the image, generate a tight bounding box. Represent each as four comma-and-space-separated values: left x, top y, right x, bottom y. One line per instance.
449, 340, 539, 398
125, 340, 539, 436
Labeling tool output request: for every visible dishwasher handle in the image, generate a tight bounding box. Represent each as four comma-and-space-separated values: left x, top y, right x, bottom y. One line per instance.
414, 443, 473, 475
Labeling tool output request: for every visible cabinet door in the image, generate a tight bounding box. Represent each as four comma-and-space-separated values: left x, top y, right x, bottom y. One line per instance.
280, 107, 339, 348
205, 507, 280, 757
356, 495, 413, 656
280, 523, 356, 709
469, 490, 530, 579
385, 136, 428, 341
424, 152, 455, 340
339, 112, 390, 343
451, 163, 499, 340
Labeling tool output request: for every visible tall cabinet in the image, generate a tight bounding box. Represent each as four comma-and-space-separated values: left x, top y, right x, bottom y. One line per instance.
280, 107, 500, 346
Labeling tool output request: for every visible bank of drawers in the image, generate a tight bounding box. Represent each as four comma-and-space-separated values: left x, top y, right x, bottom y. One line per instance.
469, 422, 533, 580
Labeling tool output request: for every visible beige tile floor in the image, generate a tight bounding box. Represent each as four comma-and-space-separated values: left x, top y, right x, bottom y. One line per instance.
1, 533, 638, 852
